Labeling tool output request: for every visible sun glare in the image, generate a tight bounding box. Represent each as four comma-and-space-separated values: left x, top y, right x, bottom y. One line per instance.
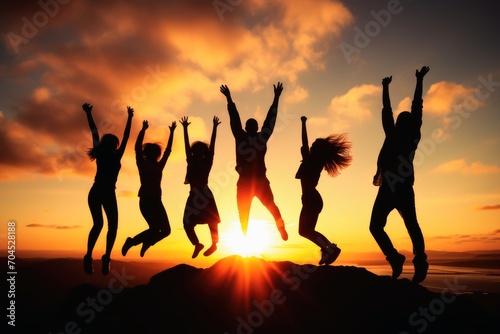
221, 220, 274, 257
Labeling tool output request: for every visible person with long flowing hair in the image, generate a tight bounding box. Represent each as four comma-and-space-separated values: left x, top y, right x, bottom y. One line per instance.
83, 102, 133, 275
296, 116, 352, 265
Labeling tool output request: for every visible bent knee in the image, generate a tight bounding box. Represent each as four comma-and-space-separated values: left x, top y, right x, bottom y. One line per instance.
161, 227, 171, 237
369, 223, 383, 235
91, 220, 104, 229
298, 227, 313, 239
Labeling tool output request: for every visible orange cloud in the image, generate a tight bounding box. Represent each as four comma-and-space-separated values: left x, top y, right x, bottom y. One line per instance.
284, 86, 309, 104
424, 81, 481, 115
432, 159, 500, 175
329, 84, 380, 119
0, 0, 354, 181
328, 84, 380, 130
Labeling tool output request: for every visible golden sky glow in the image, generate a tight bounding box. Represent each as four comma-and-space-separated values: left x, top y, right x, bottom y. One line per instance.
1, 0, 499, 265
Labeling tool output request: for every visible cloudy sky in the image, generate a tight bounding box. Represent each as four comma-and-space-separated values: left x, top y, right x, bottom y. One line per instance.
1, 0, 499, 265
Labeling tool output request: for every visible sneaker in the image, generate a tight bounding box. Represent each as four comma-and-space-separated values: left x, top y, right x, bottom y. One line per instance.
203, 244, 217, 257
192, 243, 204, 259
387, 253, 406, 279
412, 257, 429, 284
83, 255, 93, 275
122, 237, 134, 256
319, 249, 327, 265
278, 226, 288, 241
101, 255, 111, 275
321, 244, 341, 266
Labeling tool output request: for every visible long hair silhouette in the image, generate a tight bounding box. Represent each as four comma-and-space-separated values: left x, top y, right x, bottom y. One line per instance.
87, 133, 119, 161
82, 103, 133, 275
310, 134, 352, 177
296, 116, 352, 266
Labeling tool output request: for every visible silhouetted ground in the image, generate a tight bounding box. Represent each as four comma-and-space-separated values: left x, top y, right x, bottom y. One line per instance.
9, 256, 500, 333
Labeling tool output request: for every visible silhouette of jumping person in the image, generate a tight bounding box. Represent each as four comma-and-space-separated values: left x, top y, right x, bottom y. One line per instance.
220, 83, 288, 241
83, 102, 133, 275
370, 66, 430, 283
122, 120, 176, 258
180, 116, 221, 258
296, 116, 352, 265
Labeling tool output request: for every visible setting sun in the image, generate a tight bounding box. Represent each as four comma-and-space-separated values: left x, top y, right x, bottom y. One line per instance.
220, 220, 275, 257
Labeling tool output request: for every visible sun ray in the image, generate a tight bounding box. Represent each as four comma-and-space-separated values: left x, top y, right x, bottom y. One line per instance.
221, 219, 275, 258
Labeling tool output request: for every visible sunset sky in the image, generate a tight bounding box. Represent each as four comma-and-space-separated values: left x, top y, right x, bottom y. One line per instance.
1, 0, 499, 267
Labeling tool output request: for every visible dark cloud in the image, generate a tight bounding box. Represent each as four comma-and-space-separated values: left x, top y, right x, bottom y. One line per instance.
0, 0, 352, 180
429, 230, 500, 245
477, 204, 500, 211
26, 223, 81, 229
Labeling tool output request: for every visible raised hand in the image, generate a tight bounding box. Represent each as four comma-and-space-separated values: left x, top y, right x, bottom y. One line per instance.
142, 120, 149, 131
127, 106, 134, 117
382, 76, 392, 86
169, 121, 177, 131
415, 66, 430, 80
180, 116, 190, 128
273, 82, 283, 96
301, 116, 307, 123
82, 103, 93, 113
213, 116, 221, 127
220, 85, 231, 98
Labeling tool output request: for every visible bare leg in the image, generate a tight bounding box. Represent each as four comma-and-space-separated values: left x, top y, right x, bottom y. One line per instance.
257, 179, 287, 240
204, 222, 219, 256
236, 183, 252, 235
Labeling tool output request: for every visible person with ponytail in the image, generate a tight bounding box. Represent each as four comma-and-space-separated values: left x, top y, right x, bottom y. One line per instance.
296, 116, 352, 265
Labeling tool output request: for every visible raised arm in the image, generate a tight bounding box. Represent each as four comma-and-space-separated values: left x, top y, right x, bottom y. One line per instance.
382, 76, 392, 110
220, 84, 243, 137
159, 121, 176, 167
412, 66, 430, 120
413, 66, 430, 102
135, 120, 148, 154
220, 84, 233, 104
180, 116, 191, 158
381, 77, 394, 135
210, 116, 221, 156
83, 103, 99, 147
301, 116, 308, 147
116, 106, 134, 159
300, 116, 309, 159
262, 82, 283, 136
